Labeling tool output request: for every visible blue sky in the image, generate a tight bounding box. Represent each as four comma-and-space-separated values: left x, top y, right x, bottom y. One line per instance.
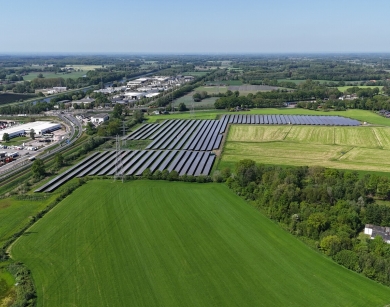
2, 0, 390, 53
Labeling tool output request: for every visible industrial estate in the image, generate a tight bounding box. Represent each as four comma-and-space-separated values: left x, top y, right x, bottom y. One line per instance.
2, 54, 390, 307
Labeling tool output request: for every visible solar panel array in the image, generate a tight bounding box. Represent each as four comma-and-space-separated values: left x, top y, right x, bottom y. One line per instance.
37, 114, 361, 192
226, 114, 360, 126
35, 150, 216, 192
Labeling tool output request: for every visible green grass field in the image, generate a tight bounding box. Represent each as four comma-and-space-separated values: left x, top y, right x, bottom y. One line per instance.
0, 196, 53, 246
221, 125, 390, 173
23, 71, 87, 81
10, 180, 390, 307
337, 85, 384, 92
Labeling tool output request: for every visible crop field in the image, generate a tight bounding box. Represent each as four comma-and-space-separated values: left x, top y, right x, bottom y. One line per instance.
228, 85, 283, 94
23, 71, 87, 81
11, 180, 390, 307
183, 71, 209, 77
337, 85, 384, 92
0, 196, 53, 246
0, 93, 37, 105
173, 92, 217, 108
194, 85, 228, 94
221, 125, 390, 173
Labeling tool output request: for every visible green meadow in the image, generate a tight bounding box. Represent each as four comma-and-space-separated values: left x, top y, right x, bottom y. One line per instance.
11, 181, 390, 307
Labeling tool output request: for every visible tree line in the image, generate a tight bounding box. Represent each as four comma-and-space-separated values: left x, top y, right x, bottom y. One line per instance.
225, 160, 390, 286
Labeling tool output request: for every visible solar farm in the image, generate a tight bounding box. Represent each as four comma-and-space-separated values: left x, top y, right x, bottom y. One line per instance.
36, 115, 361, 192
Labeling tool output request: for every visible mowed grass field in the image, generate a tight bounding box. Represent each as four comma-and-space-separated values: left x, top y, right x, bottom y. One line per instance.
222, 125, 390, 173
10, 181, 390, 307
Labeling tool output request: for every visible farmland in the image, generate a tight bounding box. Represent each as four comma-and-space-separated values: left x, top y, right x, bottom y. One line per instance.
0, 93, 37, 105
11, 180, 390, 307
23, 71, 87, 81
221, 125, 390, 172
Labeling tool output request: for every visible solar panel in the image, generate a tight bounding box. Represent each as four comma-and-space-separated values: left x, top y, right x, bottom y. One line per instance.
260, 115, 264, 124
167, 120, 197, 149
127, 124, 148, 140
233, 115, 238, 124
191, 120, 213, 150
183, 120, 207, 150
106, 151, 133, 175
135, 124, 158, 140
148, 150, 169, 172
179, 151, 198, 175
213, 134, 223, 149
194, 152, 210, 176
45, 152, 106, 192
147, 120, 180, 146
156, 120, 189, 149
175, 120, 202, 150
157, 150, 178, 171
35, 152, 101, 192
187, 152, 205, 176
126, 150, 155, 175
140, 123, 164, 139
77, 151, 111, 177
200, 121, 219, 151
117, 151, 142, 174
135, 150, 162, 176
97, 151, 132, 175
242, 115, 247, 124
167, 150, 187, 172
228, 115, 234, 123
201, 155, 216, 176
88, 153, 118, 175
219, 117, 229, 134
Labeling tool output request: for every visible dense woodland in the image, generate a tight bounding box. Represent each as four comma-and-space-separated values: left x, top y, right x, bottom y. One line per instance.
226, 160, 390, 286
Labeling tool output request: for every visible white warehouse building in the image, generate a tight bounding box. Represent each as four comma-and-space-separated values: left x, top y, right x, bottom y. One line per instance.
0, 121, 61, 140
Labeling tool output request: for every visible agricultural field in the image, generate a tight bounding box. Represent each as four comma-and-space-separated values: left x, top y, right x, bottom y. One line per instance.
183, 71, 209, 77
172, 92, 217, 108
337, 85, 384, 92
0, 196, 53, 246
0, 93, 37, 105
194, 85, 228, 94
11, 181, 390, 307
221, 125, 390, 173
23, 71, 87, 81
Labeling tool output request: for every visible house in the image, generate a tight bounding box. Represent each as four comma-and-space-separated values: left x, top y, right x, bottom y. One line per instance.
90, 114, 109, 124
364, 224, 390, 243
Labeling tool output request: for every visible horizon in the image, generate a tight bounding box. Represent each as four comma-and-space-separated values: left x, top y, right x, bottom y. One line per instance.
2, 0, 390, 53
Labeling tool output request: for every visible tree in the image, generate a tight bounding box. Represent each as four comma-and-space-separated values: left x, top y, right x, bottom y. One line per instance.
29, 129, 35, 140
235, 159, 257, 186
178, 102, 188, 112
31, 159, 45, 178
113, 104, 123, 119
2, 133, 10, 142
54, 153, 64, 169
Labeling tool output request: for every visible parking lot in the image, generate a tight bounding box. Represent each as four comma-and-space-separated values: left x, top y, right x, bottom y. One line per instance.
0, 129, 68, 172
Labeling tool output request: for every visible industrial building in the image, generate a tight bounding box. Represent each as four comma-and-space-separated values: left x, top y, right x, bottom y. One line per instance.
0, 121, 61, 140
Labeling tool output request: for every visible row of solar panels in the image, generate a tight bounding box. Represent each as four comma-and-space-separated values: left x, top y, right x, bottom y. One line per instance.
35, 150, 215, 192
125, 116, 229, 151
226, 114, 360, 126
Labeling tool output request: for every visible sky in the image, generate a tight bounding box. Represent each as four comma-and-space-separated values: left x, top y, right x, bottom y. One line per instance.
1, 0, 390, 54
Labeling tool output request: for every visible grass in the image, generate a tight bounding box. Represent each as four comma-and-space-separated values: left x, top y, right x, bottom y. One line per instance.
23, 71, 87, 81
0, 196, 54, 246
1, 136, 29, 146
337, 85, 384, 92
183, 71, 209, 77
10, 180, 390, 307
221, 125, 390, 173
